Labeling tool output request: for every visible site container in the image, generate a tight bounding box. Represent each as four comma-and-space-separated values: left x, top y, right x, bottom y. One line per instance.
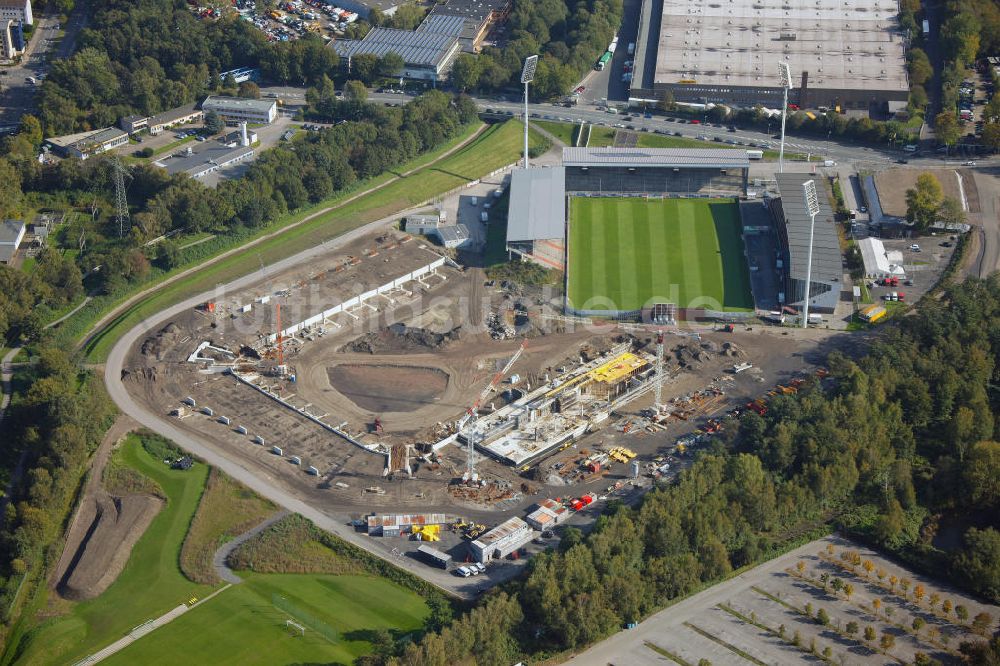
271, 446, 283, 456
202, 407, 214, 416
253, 435, 265, 445
218, 416, 230, 425
307, 466, 319, 475
290, 455, 301, 465
236, 425, 248, 435
183, 396, 197, 407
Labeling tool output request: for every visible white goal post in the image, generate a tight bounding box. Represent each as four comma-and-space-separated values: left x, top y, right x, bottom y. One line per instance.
286, 619, 305, 636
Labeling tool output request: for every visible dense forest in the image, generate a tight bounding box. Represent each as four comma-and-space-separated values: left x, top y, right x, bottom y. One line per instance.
385, 276, 1000, 665
0, 344, 116, 626
448, 0, 624, 100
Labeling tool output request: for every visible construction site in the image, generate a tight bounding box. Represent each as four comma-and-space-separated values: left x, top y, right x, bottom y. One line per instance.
121, 223, 835, 591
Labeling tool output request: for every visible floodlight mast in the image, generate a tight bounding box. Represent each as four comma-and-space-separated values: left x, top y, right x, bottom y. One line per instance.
801, 179, 821, 329
778, 62, 791, 174
521, 55, 538, 168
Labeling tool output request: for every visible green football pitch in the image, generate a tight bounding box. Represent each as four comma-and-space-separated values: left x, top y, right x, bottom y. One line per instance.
567, 197, 754, 312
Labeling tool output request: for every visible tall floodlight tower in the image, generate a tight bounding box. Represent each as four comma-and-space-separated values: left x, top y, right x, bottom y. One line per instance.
654, 331, 665, 413
801, 179, 821, 329
521, 55, 538, 168
777, 62, 791, 174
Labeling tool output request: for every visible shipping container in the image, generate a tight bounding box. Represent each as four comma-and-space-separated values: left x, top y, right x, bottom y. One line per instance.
271, 446, 283, 456
253, 435, 265, 445
218, 415, 230, 425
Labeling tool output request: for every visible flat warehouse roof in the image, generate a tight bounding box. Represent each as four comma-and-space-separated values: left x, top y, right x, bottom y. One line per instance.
653, 0, 908, 92
333, 28, 459, 67
507, 167, 566, 243
563, 147, 750, 169
202, 96, 276, 113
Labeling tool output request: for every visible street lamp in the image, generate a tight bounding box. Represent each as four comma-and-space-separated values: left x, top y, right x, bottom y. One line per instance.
520, 55, 538, 168
778, 61, 791, 174
801, 179, 820, 329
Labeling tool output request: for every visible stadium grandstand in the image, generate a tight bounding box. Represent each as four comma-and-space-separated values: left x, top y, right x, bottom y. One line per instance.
505, 167, 566, 270
768, 173, 842, 314
562, 147, 749, 197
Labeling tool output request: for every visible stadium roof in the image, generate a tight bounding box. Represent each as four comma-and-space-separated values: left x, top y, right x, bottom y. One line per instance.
562, 147, 750, 169
652, 0, 908, 93
332, 27, 459, 68
507, 167, 566, 243
774, 173, 841, 284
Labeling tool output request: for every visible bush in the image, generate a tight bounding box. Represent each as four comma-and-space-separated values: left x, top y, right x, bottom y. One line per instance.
138, 429, 183, 462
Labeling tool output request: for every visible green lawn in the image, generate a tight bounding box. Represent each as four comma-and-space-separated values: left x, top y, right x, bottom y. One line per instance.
536, 120, 580, 145
101, 573, 430, 666
567, 197, 753, 312
10, 438, 215, 666
78, 120, 545, 362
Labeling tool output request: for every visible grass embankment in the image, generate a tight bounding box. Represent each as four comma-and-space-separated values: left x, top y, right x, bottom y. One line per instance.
179, 469, 276, 585
568, 197, 754, 312
228, 514, 365, 575
73, 120, 546, 363
10, 436, 213, 666
536, 120, 579, 145
101, 573, 430, 666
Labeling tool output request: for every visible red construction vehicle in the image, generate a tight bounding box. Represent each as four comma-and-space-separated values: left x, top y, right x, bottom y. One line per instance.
746, 399, 767, 416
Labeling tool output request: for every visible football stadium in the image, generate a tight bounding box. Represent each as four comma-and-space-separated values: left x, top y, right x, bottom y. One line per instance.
566, 197, 753, 314
507, 147, 756, 320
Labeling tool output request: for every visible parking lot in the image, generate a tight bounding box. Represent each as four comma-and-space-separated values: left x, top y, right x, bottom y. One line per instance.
866, 237, 957, 306
567, 534, 1000, 666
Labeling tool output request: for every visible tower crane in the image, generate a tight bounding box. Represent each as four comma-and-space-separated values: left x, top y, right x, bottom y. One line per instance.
460, 339, 527, 482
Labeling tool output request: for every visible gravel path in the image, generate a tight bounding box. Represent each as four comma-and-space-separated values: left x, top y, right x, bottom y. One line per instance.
211, 510, 290, 584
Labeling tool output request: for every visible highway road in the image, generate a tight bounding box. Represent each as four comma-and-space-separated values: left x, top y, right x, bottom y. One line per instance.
261, 84, 998, 172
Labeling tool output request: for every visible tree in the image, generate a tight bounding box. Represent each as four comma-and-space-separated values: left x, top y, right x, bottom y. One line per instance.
908, 48, 933, 86
863, 559, 875, 577
889, 575, 898, 590
204, 110, 225, 134
817, 608, 830, 626
966, 442, 1000, 508
929, 593, 940, 610
845, 621, 859, 637
983, 122, 1000, 152
872, 598, 881, 616
938, 196, 966, 228
343, 79, 367, 102
350, 53, 379, 83
934, 111, 961, 148
237, 81, 260, 99
864, 626, 877, 643
914, 584, 926, 604
449, 53, 483, 91
913, 617, 926, 632
377, 52, 404, 78
955, 528, 1000, 600
943, 599, 953, 617
905, 173, 944, 230
957, 605, 969, 622
880, 631, 896, 652
973, 612, 994, 635
844, 583, 854, 600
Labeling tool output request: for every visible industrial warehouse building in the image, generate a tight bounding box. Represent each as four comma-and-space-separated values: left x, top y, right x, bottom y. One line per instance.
44, 127, 129, 159
562, 147, 749, 196
201, 96, 277, 125
525, 499, 569, 531
148, 103, 204, 135
768, 173, 842, 313
628, 0, 910, 112
0, 219, 25, 264
469, 516, 533, 562
331, 0, 510, 79
505, 167, 566, 270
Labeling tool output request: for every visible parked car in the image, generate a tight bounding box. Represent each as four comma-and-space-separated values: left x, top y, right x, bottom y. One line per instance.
909, 244, 921, 252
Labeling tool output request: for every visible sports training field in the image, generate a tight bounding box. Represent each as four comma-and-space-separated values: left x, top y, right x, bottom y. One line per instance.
567, 197, 754, 312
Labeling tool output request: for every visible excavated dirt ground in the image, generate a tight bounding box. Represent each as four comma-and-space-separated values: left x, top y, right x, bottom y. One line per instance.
326, 364, 449, 413
52, 417, 163, 601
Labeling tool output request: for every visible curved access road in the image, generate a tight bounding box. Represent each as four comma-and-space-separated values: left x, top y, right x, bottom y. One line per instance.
101, 198, 495, 598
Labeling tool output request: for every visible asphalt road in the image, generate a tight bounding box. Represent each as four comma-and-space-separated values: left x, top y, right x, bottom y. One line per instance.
0, 2, 88, 127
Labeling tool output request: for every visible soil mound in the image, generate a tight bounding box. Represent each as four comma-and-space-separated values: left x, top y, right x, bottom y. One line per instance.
140, 323, 181, 360
56, 493, 163, 601
341, 324, 461, 354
